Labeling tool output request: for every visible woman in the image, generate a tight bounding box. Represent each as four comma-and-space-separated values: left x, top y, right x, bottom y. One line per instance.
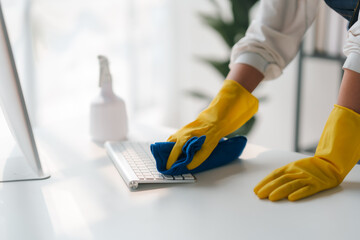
166, 0, 360, 201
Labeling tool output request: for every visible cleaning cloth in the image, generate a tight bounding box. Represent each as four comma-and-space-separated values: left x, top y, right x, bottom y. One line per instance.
150, 136, 247, 175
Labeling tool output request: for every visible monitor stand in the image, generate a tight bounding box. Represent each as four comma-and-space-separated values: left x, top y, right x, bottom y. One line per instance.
0, 145, 50, 182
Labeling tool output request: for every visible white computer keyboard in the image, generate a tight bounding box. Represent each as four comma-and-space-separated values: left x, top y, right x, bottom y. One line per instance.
105, 141, 196, 190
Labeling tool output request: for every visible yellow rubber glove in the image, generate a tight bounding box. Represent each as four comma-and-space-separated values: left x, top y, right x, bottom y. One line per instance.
254, 104, 360, 201
166, 79, 258, 170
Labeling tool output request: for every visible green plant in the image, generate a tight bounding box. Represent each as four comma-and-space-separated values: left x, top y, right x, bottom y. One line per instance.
198, 0, 258, 77
188, 0, 260, 137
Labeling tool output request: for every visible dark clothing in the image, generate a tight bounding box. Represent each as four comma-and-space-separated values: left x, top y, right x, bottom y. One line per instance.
325, 0, 360, 28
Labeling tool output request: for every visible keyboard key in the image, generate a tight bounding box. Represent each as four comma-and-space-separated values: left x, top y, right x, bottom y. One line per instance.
163, 175, 174, 180
173, 175, 184, 180
182, 174, 195, 180
154, 174, 164, 180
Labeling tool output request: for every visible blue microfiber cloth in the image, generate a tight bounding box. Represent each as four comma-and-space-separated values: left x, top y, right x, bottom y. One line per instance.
150, 136, 247, 175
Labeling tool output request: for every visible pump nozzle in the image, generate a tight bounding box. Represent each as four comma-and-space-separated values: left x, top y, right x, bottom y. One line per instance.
98, 55, 112, 87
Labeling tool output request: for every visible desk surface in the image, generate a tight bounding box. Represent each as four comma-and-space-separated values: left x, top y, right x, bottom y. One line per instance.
1, 119, 360, 240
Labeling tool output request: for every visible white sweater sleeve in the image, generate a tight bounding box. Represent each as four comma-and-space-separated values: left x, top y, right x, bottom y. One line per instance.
230, 0, 320, 80
343, 15, 360, 73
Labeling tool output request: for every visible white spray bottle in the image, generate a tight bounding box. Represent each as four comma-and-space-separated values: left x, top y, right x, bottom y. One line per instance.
90, 55, 128, 142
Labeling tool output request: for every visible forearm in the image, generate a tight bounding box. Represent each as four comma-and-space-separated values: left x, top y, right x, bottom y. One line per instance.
226, 63, 264, 93
337, 69, 360, 114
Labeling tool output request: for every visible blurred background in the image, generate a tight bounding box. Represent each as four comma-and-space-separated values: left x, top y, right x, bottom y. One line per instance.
0, 0, 347, 152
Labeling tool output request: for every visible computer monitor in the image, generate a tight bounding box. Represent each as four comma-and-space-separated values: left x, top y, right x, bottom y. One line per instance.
0, 3, 49, 182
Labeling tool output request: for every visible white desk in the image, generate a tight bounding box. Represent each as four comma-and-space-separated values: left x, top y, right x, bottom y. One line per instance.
1, 118, 360, 240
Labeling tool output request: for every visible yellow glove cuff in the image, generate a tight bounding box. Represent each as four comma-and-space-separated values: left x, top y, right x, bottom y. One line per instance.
315, 104, 360, 182
197, 79, 259, 133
